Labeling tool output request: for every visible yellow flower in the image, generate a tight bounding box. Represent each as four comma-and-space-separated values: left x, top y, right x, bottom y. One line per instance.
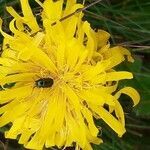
0, 0, 140, 150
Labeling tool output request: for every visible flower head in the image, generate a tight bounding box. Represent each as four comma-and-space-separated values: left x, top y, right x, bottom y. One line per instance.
0, 0, 140, 150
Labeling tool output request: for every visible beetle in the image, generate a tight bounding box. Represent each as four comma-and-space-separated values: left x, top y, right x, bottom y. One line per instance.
35, 78, 54, 88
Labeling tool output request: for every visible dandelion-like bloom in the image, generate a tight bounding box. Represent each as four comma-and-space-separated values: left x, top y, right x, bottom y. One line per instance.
0, 0, 140, 150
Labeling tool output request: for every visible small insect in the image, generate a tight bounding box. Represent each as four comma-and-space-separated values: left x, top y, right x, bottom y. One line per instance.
35, 78, 54, 88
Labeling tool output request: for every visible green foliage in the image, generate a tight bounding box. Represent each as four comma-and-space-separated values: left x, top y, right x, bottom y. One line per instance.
0, 0, 150, 150
84, 0, 150, 46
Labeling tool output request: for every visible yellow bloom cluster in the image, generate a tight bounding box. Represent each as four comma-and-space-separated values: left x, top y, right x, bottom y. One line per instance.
0, 0, 140, 150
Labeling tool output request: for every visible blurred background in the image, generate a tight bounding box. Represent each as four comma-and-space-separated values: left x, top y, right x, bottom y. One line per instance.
0, 0, 150, 149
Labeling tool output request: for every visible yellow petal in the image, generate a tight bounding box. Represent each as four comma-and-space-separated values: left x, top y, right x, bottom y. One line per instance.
73, 49, 88, 73
82, 107, 99, 136
0, 100, 18, 115
66, 39, 81, 70
106, 46, 134, 69
1, 48, 17, 59
45, 134, 55, 147
98, 43, 110, 53
31, 48, 57, 75
66, 112, 86, 148
5, 117, 25, 139
15, 32, 44, 59
0, 66, 14, 77
65, 16, 78, 39
0, 18, 13, 39
20, 0, 40, 32
6, 7, 22, 19
43, 0, 63, 22
114, 100, 125, 126
19, 129, 35, 145
54, 130, 66, 148
79, 89, 115, 106
83, 60, 111, 80
0, 85, 33, 104
6, 7, 24, 31
105, 71, 133, 81
16, 38, 57, 74
26, 94, 58, 149
0, 57, 16, 66
0, 73, 35, 85
93, 106, 126, 137
83, 142, 93, 150
6, 7, 24, 33
79, 90, 105, 106
115, 87, 140, 106
63, 84, 81, 110
65, 0, 77, 12
50, 22, 66, 69
96, 30, 110, 47
0, 101, 31, 127
91, 71, 132, 85
53, 93, 66, 131
83, 21, 95, 60
64, 2, 83, 17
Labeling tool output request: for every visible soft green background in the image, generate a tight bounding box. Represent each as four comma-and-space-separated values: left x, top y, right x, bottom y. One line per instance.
0, 0, 150, 149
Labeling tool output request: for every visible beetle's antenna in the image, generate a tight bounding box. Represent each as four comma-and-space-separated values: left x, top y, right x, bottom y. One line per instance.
51, 0, 103, 26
